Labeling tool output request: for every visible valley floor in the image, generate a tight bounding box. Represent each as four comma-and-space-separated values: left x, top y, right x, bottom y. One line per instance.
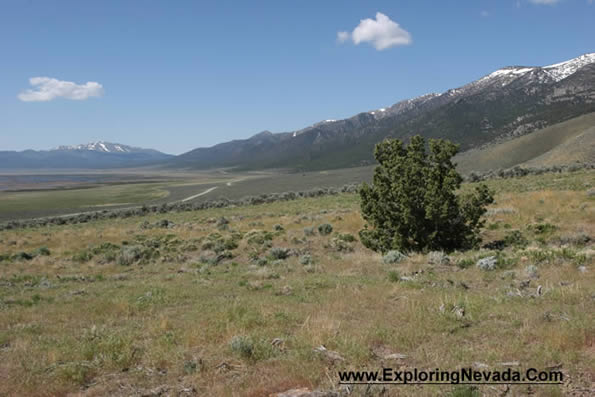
0, 167, 375, 222
0, 171, 593, 396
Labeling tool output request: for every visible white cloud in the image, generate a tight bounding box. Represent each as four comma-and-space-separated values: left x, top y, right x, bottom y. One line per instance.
337, 12, 412, 51
528, 0, 561, 5
18, 77, 104, 102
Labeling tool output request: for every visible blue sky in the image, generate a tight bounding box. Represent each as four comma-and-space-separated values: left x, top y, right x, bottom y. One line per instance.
1, 0, 593, 154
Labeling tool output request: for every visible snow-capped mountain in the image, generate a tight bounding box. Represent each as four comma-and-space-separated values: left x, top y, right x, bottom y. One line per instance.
53, 141, 157, 154
172, 53, 595, 171
447, 53, 595, 96
0, 142, 172, 169
279, 53, 595, 139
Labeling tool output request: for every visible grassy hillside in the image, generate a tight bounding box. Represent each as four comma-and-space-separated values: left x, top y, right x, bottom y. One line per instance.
455, 113, 595, 173
0, 170, 593, 396
524, 125, 595, 167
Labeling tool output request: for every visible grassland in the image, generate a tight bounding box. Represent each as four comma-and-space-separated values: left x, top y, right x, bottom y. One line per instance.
0, 182, 170, 217
0, 167, 374, 222
0, 171, 593, 396
0, 170, 244, 221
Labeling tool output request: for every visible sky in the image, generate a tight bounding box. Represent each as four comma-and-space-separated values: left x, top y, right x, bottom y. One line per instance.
0, 0, 593, 154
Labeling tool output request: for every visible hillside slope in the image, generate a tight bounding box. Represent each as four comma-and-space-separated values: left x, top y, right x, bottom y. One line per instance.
455, 112, 595, 173
523, 126, 595, 167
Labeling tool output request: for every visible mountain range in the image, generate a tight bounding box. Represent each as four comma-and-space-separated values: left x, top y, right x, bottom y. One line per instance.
171, 53, 595, 171
0, 142, 172, 169
2, 53, 594, 172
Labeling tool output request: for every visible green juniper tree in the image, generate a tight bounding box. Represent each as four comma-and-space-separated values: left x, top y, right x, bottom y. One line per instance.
359, 135, 493, 253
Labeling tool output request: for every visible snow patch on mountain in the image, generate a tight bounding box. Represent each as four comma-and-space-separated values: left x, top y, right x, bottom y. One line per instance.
54, 141, 142, 154
543, 53, 595, 82
477, 67, 535, 87
476, 53, 595, 87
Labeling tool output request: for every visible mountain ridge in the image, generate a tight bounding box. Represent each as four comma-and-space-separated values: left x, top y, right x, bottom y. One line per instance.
52, 141, 165, 155
0, 141, 172, 169
170, 52, 595, 171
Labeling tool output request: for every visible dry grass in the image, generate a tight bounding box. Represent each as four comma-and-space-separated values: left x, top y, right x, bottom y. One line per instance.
0, 171, 593, 396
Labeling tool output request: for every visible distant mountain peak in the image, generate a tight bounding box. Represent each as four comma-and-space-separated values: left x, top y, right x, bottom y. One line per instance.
249, 130, 274, 139
2, 141, 172, 169
53, 141, 150, 154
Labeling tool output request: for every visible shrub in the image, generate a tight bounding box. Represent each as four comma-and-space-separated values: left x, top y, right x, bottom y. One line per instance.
428, 251, 450, 265
387, 270, 401, 282
269, 247, 290, 260
157, 219, 174, 228
273, 224, 284, 231
230, 335, 254, 359
317, 223, 333, 236
94, 242, 120, 253
117, 246, 141, 266
201, 241, 215, 250
456, 258, 474, 269
330, 238, 354, 252
557, 233, 591, 246
211, 237, 238, 253
13, 251, 34, 261
199, 254, 218, 266
255, 257, 268, 266
34, 247, 51, 256
486, 230, 529, 250
383, 250, 406, 264
528, 223, 557, 235
359, 136, 493, 253
216, 216, 230, 230
525, 264, 539, 278
476, 256, 497, 271
246, 230, 273, 245
72, 250, 93, 263
336, 233, 356, 242
91, 242, 120, 262
503, 230, 528, 248
299, 254, 313, 265
303, 227, 316, 236
216, 251, 234, 263
222, 238, 239, 251
117, 245, 156, 266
